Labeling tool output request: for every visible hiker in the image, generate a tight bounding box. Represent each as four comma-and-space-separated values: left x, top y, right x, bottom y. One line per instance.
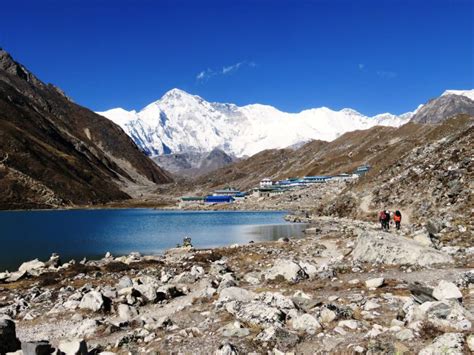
384, 210, 391, 230
379, 210, 387, 230
394, 210, 402, 230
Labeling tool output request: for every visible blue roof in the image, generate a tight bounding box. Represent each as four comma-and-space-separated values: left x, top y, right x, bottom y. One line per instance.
205, 195, 234, 202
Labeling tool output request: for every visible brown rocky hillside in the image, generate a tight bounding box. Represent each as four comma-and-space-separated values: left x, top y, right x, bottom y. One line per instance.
0, 49, 172, 209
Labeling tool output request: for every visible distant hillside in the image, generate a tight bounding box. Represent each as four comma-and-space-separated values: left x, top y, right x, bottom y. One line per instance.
0, 49, 172, 209
193, 92, 474, 192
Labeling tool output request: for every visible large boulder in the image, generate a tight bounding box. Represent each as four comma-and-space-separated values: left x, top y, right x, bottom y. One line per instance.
0, 316, 20, 353
291, 313, 321, 334
419, 333, 465, 355
352, 231, 453, 266
18, 259, 46, 276
265, 260, 308, 282
225, 301, 285, 326
79, 291, 107, 312
421, 300, 472, 331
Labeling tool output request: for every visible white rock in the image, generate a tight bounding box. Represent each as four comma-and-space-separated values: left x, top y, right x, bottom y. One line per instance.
18, 259, 45, 275
433, 280, 463, 301
413, 232, 433, 247
265, 260, 307, 282
299, 261, 318, 279
365, 277, 384, 289
225, 301, 284, 326
57, 339, 88, 355
467, 334, 474, 352
190, 265, 205, 277
220, 321, 250, 337
243, 272, 261, 285
338, 320, 359, 330
293, 290, 311, 300
117, 304, 138, 321
319, 308, 337, 323
79, 291, 105, 312
364, 300, 380, 311
134, 284, 157, 302
116, 276, 133, 290
291, 314, 321, 334
218, 287, 256, 303
396, 328, 414, 341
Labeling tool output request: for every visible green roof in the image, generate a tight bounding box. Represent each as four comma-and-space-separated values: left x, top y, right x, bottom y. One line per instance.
181, 196, 205, 201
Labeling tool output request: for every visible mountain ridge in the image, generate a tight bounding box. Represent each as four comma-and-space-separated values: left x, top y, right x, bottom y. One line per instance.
97, 88, 414, 158
0, 48, 172, 209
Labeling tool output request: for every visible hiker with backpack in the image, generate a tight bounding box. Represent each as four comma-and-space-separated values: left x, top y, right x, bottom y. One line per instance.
379, 210, 387, 230
394, 210, 402, 230
384, 210, 391, 230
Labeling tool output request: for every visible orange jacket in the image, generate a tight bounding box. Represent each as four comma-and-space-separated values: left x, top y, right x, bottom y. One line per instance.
394, 215, 401, 222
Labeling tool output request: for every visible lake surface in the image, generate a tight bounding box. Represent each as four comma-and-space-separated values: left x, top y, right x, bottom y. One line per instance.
0, 209, 307, 271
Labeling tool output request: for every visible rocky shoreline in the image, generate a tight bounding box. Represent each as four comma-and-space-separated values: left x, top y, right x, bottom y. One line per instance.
0, 216, 473, 354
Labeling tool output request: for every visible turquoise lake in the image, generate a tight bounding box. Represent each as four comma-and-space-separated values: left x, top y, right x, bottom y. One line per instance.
0, 209, 306, 270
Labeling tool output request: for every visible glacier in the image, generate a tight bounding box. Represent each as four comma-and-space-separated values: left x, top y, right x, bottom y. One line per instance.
97, 88, 433, 158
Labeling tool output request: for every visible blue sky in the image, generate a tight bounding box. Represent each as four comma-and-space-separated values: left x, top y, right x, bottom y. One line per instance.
1, 0, 472, 115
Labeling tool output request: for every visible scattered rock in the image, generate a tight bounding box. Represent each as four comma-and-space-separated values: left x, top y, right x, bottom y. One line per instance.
265, 260, 307, 282
419, 333, 465, 355
255, 326, 299, 349
219, 321, 250, 338
57, 339, 88, 355
79, 291, 108, 312
422, 300, 472, 331
338, 320, 359, 330
18, 259, 45, 275
218, 287, 256, 303
225, 301, 285, 326
291, 313, 321, 334
365, 277, 385, 289
432, 280, 463, 301
319, 308, 337, 324
117, 304, 139, 321
396, 328, 414, 341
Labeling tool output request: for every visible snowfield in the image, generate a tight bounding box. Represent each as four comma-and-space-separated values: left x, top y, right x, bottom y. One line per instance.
97, 88, 473, 157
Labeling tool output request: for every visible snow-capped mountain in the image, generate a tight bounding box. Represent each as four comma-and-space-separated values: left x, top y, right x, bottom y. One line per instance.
442, 89, 474, 101
98, 89, 416, 157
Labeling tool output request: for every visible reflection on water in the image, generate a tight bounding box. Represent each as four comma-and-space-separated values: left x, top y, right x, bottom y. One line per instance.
0, 209, 307, 270
245, 223, 309, 241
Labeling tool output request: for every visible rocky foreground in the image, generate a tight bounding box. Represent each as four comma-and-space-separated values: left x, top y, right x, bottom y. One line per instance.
0, 217, 473, 354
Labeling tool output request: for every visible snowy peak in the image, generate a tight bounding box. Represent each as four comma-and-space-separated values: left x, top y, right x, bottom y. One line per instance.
442, 89, 474, 101
98, 89, 417, 158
